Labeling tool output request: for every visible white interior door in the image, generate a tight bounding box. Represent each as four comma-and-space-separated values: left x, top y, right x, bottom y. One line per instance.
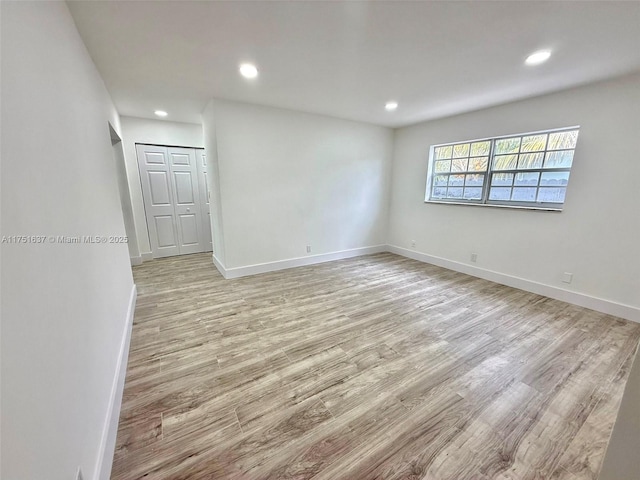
136, 144, 209, 258
195, 149, 213, 252
136, 145, 180, 257
167, 147, 207, 255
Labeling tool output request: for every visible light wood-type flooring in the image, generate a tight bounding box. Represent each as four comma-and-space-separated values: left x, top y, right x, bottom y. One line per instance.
112, 253, 640, 480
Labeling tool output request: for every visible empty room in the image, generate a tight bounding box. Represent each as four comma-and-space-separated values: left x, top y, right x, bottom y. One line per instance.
2, 1, 640, 480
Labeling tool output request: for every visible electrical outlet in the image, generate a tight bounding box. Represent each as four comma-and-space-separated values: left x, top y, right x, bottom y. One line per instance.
306, 245, 312, 253
562, 272, 573, 284
76, 468, 84, 480
470, 252, 478, 263
410, 240, 416, 248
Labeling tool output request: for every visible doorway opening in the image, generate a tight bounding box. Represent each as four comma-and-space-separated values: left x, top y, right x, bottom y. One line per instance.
109, 124, 140, 265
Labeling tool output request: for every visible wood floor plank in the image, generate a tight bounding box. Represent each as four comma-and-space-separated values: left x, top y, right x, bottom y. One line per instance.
111, 252, 640, 479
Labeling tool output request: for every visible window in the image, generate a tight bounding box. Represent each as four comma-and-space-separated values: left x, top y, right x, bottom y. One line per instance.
426, 127, 579, 210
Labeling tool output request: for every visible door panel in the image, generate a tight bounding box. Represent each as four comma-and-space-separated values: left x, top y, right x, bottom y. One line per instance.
143, 151, 167, 165
169, 151, 191, 166
178, 214, 199, 245
195, 150, 213, 252
155, 216, 178, 248
148, 171, 172, 205
173, 171, 195, 205
167, 147, 205, 255
203, 171, 210, 200
136, 144, 180, 257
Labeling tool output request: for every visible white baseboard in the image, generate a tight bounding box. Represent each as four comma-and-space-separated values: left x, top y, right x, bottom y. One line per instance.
141, 252, 153, 262
214, 245, 387, 280
212, 253, 227, 278
130, 256, 142, 266
388, 245, 640, 323
94, 283, 137, 480
210, 243, 638, 322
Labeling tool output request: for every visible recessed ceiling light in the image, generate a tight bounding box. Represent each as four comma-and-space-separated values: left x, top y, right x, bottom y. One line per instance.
154, 110, 168, 117
239, 63, 258, 79
385, 101, 398, 111
525, 50, 551, 66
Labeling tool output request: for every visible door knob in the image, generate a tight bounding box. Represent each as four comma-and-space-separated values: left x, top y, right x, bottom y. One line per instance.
186, 208, 191, 212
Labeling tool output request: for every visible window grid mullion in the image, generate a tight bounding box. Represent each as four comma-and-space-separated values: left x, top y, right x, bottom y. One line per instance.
491, 167, 571, 174
481, 139, 496, 204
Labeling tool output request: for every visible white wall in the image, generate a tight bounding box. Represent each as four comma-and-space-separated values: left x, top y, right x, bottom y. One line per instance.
203, 99, 394, 270
119, 116, 203, 258
1, 2, 134, 479
202, 103, 227, 264
388, 73, 640, 318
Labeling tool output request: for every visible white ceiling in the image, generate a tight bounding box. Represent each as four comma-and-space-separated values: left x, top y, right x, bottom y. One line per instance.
67, 1, 640, 128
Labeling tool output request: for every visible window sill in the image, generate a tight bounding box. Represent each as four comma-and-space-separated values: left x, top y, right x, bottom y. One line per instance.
424, 200, 563, 212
